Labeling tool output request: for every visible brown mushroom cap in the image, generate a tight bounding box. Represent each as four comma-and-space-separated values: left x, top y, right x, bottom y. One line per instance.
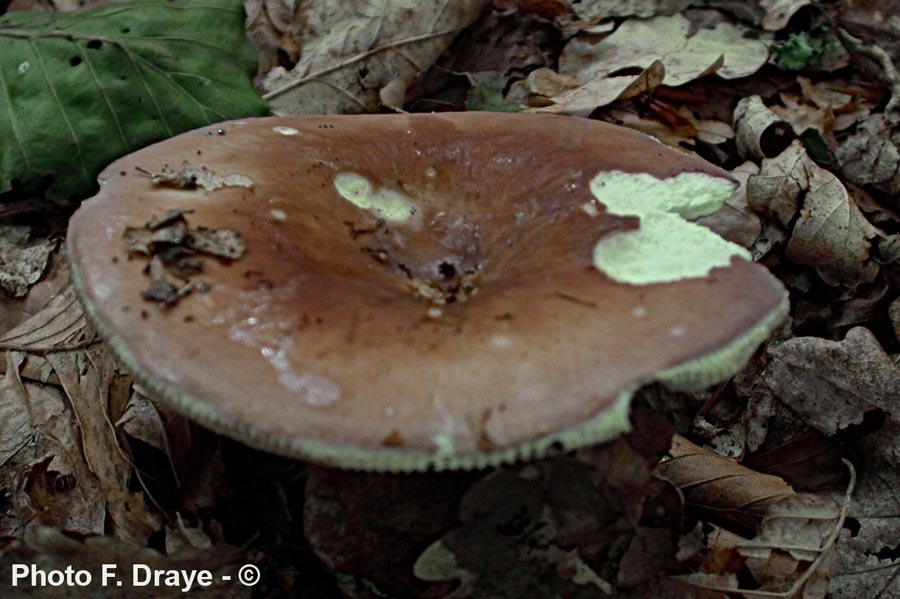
68, 113, 787, 471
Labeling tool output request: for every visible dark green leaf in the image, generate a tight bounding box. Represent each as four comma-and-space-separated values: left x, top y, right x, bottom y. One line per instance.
799, 127, 836, 169
0, 0, 269, 204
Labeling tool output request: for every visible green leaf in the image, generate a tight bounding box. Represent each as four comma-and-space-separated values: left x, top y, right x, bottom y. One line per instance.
771, 26, 839, 71
0, 0, 269, 204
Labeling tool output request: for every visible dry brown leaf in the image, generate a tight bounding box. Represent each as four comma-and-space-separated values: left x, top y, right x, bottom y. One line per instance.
46, 346, 159, 543
656, 435, 795, 533
836, 113, 900, 195
785, 164, 882, 287
764, 327, 900, 436
831, 457, 900, 598
0, 227, 56, 299
674, 464, 852, 599
748, 140, 882, 287
604, 103, 734, 147
0, 286, 89, 351
524, 11, 769, 114
254, 0, 489, 115
747, 140, 810, 227
525, 60, 665, 115
770, 77, 872, 142
0, 247, 71, 339
116, 391, 169, 454
831, 533, 900, 599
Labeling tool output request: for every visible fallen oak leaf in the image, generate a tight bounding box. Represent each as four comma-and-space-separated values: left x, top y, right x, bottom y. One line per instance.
763, 327, 900, 436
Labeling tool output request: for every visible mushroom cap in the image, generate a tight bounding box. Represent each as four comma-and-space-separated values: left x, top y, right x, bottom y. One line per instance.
68, 113, 788, 471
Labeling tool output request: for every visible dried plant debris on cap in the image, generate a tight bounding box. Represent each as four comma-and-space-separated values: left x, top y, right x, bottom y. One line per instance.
122, 208, 245, 307
67, 113, 789, 471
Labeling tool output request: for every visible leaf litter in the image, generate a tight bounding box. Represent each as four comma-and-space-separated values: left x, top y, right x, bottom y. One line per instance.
524, 10, 770, 114
251, 0, 490, 115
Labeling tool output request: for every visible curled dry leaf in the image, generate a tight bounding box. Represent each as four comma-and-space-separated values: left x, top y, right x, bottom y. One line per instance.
786, 162, 882, 287
525, 11, 769, 114
117, 391, 169, 455
733, 95, 794, 160
256, 0, 490, 115
764, 327, 900, 436
748, 140, 882, 287
525, 59, 664, 115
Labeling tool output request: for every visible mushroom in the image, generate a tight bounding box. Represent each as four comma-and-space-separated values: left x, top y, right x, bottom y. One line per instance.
67, 112, 788, 472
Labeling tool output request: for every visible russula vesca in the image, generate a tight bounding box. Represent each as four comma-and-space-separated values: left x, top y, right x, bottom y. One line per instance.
67, 112, 788, 471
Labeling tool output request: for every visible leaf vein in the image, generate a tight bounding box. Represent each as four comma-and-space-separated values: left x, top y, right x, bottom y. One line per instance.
27, 38, 90, 186
0, 65, 31, 170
